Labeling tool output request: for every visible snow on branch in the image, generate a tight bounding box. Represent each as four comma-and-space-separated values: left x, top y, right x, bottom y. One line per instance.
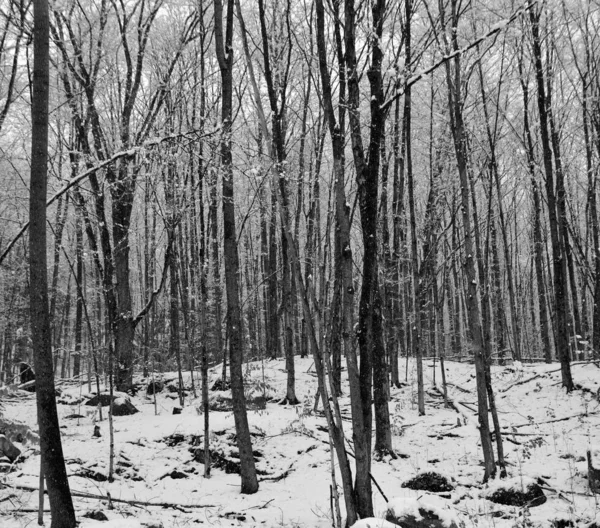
381, 1, 538, 113
0, 126, 220, 266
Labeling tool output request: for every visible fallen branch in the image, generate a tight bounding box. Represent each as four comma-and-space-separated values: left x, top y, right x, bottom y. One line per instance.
512, 411, 600, 428
432, 385, 472, 425
446, 382, 471, 394
500, 374, 543, 393
537, 478, 574, 503
259, 464, 294, 482
8, 484, 215, 510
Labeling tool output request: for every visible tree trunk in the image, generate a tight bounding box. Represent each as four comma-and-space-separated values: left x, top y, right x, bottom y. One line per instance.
529, 8, 574, 390
214, 0, 258, 494
440, 0, 495, 481
30, 0, 76, 522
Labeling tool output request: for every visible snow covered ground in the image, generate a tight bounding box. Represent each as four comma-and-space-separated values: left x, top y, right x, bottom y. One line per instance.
0, 357, 599, 527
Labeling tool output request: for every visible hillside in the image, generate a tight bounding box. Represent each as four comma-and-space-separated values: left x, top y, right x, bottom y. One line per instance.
0, 358, 599, 528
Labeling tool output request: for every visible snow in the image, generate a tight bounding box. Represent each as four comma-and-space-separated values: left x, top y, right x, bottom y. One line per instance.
1, 358, 600, 527
385, 495, 459, 527
351, 519, 398, 528
484, 475, 538, 495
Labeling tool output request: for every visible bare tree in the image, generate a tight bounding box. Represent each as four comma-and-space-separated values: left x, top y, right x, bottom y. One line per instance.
214, 0, 259, 494
30, 0, 76, 523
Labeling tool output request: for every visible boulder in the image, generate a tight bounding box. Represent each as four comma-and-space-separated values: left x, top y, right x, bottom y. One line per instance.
112, 397, 139, 416
85, 392, 128, 407
211, 378, 231, 391
0, 434, 21, 462
146, 380, 164, 395
485, 476, 546, 507
19, 362, 35, 384
383, 496, 460, 528
402, 472, 454, 493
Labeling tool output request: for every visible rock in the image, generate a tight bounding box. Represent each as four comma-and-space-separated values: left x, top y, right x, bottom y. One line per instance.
85, 392, 128, 407
19, 362, 35, 384
383, 496, 460, 528
112, 397, 139, 416
0, 434, 21, 462
211, 378, 230, 391
93, 425, 101, 438
402, 472, 454, 493
173, 407, 182, 415
82, 510, 109, 521
146, 380, 164, 395
159, 469, 188, 480
485, 476, 546, 507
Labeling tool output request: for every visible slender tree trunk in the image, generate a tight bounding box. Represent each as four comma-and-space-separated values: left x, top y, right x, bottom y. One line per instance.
440, 0, 495, 481
529, 8, 574, 390
30, 0, 76, 522
214, 0, 258, 494
73, 209, 83, 378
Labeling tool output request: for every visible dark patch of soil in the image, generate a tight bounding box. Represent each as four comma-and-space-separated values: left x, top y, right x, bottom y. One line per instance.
191, 448, 267, 475
551, 520, 574, 528
163, 433, 186, 447
82, 510, 109, 521
487, 482, 546, 507
211, 378, 231, 391
385, 507, 458, 528
75, 468, 108, 482
160, 469, 188, 480
402, 472, 454, 493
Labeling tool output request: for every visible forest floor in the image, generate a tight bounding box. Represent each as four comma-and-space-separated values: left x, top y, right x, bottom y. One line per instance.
0, 356, 599, 528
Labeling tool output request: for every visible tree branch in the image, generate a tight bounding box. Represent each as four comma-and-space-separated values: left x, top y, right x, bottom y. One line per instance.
0, 127, 219, 266
381, 1, 539, 113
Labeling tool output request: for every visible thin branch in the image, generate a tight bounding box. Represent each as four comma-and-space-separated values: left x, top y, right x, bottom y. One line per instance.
381, 1, 539, 113
0, 127, 220, 266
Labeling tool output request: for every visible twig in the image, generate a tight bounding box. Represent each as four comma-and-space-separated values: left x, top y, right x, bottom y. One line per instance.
247, 499, 275, 510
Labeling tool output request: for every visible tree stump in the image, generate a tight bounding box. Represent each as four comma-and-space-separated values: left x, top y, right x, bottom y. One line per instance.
587, 448, 600, 494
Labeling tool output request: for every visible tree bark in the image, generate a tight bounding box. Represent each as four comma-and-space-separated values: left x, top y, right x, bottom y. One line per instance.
30, 0, 76, 523
440, 0, 495, 481
529, 8, 574, 390
214, 0, 258, 494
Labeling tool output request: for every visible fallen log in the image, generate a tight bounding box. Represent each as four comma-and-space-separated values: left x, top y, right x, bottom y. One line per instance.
6, 484, 215, 510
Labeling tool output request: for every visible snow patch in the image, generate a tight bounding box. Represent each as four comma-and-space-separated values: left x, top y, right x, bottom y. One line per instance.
485, 475, 537, 495
385, 495, 460, 528
351, 518, 398, 528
